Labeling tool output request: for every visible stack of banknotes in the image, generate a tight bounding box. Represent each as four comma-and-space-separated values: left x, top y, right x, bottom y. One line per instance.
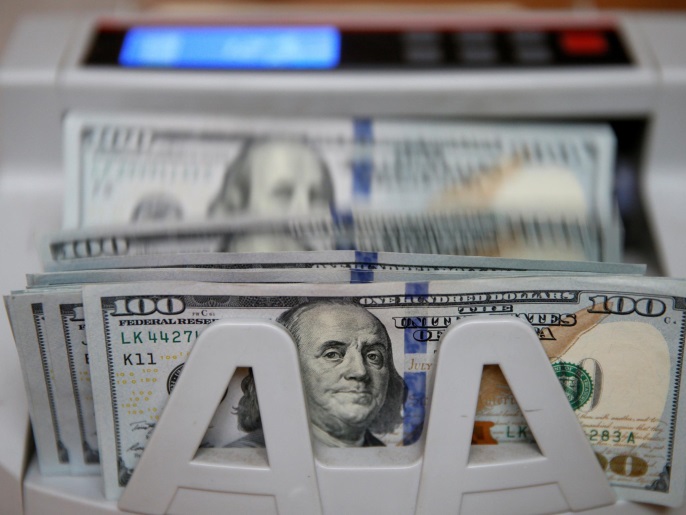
4, 115, 686, 508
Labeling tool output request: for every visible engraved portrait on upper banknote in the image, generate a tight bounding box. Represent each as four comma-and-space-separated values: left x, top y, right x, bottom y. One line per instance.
226, 300, 405, 449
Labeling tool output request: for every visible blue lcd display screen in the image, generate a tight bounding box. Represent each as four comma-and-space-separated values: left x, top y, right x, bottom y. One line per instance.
119, 26, 341, 69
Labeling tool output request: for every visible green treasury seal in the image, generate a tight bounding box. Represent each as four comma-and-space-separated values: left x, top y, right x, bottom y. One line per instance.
552, 361, 593, 410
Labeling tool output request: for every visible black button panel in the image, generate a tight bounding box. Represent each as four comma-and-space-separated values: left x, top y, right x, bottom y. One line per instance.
388, 28, 628, 69
339, 27, 631, 69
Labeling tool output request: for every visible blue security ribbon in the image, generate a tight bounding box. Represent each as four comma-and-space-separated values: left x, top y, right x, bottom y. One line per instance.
352, 119, 373, 198
403, 282, 429, 445
350, 251, 378, 283
404, 283, 429, 354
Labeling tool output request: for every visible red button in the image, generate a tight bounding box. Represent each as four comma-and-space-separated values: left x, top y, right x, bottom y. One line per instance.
559, 31, 608, 56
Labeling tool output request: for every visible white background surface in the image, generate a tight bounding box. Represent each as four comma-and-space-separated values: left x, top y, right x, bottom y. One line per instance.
0, 1, 120, 54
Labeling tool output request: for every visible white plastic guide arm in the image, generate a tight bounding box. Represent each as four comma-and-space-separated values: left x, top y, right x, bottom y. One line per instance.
118, 320, 322, 515
416, 316, 616, 515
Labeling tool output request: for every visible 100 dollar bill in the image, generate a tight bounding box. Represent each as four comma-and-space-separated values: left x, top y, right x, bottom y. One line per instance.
84, 276, 686, 505
4, 293, 72, 475
64, 113, 615, 229
44, 212, 615, 270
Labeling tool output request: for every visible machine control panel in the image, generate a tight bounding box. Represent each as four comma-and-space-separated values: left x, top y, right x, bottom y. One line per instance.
83, 23, 632, 70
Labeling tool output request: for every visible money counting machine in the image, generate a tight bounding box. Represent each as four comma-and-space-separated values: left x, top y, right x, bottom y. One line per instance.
2, 8, 686, 515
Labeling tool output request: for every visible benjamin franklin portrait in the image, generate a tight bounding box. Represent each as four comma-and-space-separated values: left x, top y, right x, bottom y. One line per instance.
207, 138, 335, 252
227, 300, 405, 448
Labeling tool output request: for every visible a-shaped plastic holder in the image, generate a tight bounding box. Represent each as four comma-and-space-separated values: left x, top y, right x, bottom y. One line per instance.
118, 316, 618, 515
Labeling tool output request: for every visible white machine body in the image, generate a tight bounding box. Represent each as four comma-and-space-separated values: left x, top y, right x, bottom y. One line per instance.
1, 9, 686, 515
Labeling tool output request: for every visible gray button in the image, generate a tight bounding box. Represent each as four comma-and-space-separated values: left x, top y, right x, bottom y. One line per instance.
403, 31, 440, 45
514, 45, 553, 63
453, 31, 495, 45
404, 45, 443, 63
509, 31, 547, 44
458, 45, 499, 64
403, 32, 443, 64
